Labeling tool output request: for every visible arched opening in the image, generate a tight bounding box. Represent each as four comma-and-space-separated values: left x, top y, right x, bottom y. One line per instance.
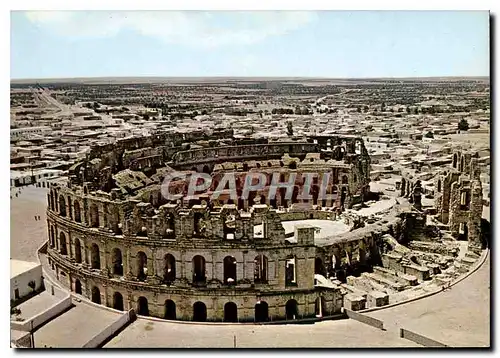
289, 161, 297, 170
224, 302, 238, 322
193, 301, 207, 322
137, 296, 149, 316
91, 286, 101, 304
254, 254, 268, 284
59, 232, 68, 255
166, 214, 175, 239
400, 178, 406, 196
255, 301, 269, 322
285, 299, 299, 320
285, 255, 297, 286
341, 187, 347, 209
202, 165, 210, 174
453, 153, 458, 168
90, 204, 99, 228
223, 256, 237, 285
74, 239, 82, 263
113, 292, 124, 311
192, 255, 206, 284
193, 212, 203, 236
223, 215, 236, 240
90, 243, 101, 270
112, 248, 123, 275
59, 196, 66, 217
342, 175, 348, 184
458, 222, 469, 241
315, 297, 324, 317
437, 180, 441, 193
75, 279, 82, 294
460, 156, 465, 172
137, 251, 147, 281
163, 254, 176, 284
315, 257, 326, 276
74, 201, 81, 223
164, 300, 176, 320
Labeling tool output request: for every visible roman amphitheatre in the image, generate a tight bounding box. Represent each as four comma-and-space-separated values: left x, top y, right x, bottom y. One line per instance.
43, 131, 487, 324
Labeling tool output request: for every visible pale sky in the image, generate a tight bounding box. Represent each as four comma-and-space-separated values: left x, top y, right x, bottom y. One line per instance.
10, 10, 490, 79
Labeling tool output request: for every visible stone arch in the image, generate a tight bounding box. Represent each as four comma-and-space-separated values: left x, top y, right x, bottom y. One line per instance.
192, 255, 206, 284
255, 301, 269, 322
113, 292, 124, 311
224, 302, 238, 322
112, 248, 123, 275
59, 232, 68, 255
91, 286, 101, 304
165, 300, 176, 320
137, 296, 149, 316
437, 179, 441, 193
285, 299, 299, 320
202, 165, 210, 174
75, 279, 82, 294
163, 254, 176, 284
254, 254, 268, 284
59, 195, 67, 217
136, 251, 147, 281
90, 243, 101, 270
453, 153, 458, 168
223, 256, 237, 285
193, 301, 207, 322
74, 200, 81, 223
74, 238, 82, 264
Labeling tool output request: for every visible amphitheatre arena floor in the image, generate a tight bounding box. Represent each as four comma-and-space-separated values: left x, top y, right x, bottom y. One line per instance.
11, 185, 491, 348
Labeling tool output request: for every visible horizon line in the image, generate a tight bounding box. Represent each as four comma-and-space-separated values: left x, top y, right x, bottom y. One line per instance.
10, 75, 490, 83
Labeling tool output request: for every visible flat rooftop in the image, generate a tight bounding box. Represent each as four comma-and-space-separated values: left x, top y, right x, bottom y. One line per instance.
11, 259, 40, 279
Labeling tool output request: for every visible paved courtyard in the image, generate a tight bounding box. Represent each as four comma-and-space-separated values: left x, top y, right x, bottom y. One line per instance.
33, 301, 121, 348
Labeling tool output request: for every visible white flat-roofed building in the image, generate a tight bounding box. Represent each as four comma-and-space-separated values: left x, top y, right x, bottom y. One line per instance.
10, 260, 43, 302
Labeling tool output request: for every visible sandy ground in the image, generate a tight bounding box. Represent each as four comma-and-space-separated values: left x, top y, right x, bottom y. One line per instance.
255, 219, 350, 242
10, 185, 49, 262
367, 251, 490, 347
105, 317, 418, 348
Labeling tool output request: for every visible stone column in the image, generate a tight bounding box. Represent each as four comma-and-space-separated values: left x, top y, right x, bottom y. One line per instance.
82, 244, 90, 269
149, 248, 161, 284
124, 248, 133, 280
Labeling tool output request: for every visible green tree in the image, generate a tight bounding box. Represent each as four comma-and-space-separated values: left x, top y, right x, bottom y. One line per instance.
458, 118, 469, 131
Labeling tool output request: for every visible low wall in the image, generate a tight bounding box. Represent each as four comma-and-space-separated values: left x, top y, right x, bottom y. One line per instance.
400, 328, 448, 347
11, 294, 72, 332
342, 308, 384, 330
81, 309, 135, 348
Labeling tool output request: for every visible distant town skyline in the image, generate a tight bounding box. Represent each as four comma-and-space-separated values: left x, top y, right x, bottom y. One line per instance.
11, 10, 489, 79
